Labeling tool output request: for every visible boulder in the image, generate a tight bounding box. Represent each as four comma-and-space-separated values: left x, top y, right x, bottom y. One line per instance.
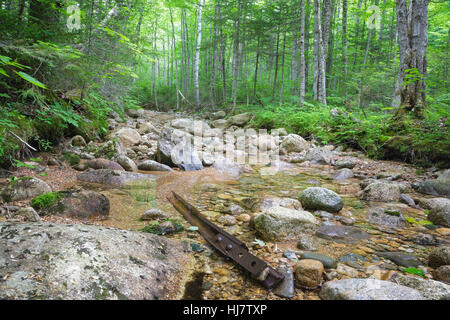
110, 128, 142, 148
0, 222, 190, 299
87, 159, 125, 171
420, 198, 450, 227
259, 196, 302, 211
13, 207, 41, 222
279, 134, 310, 154
125, 108, 144, 118
116, 155, 138, 172
211, 119, 227, 129
210, 111, 226, 120
335, 160, 356, 169
366, 207, 407, 228
434, 265, 450, 283
429, 247, 450, 268
1, 178, 52, 202
252, 206, 318, 241
305, 147, 334, 165
295, 259, 324, 289
70, 135, 87, 147
77, 169, 157, 187
319, 279, 424, 300
361, 181, 407, 202
391, 273, 450, 300
299, 187, 343, 213
138, 160, 174, 172
95, 139, 125, 160
227, 113, 251, 127
332, 168, 354, 180
413, 179, 450, 197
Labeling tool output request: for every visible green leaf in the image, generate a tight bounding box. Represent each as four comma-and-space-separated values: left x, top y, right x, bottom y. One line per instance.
15, 71, 48, 89
0, 67, 8, 77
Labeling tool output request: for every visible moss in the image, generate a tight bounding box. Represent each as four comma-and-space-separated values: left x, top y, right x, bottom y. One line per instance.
141, 221, 164, 235
31, 192, 64, 210
63, 152, 80, 166
385, 210, 401, 217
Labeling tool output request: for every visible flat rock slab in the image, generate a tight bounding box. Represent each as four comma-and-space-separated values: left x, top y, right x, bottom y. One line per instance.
315, 225, 370, 244
77, 169, 157, 187
299, 252, 337, 269
0, 222, 191, 300
376, 252, 420, 268
320, 279, 424, 300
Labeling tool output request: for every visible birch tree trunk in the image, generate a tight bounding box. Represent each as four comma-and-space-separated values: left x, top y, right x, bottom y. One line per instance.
169, 8, 179, 110
231, 0, 242, 112
319, 0, 332, 104
313, 0, 321, 101
210, 2, 219, 106
194, 0, 204, 109
299, 0, 306, 103
342, 0, 348, 76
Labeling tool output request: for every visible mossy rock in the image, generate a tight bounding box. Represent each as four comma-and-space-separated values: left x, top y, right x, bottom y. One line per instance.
63, 152, 81, 166
31, 192, 65, 210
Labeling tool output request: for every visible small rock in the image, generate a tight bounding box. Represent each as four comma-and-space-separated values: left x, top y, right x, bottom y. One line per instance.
140, 209, 168, 220
217, 215, 237, 226
400, 194, 416, 207
71, 135, 87, 147
283, 250, 299, 261
138, 160, 174, 172
236, 214, 251, 222
273, 266, 295, 298
296, 237, 318, 251
299, 187, 343, 213
299, 252, 337, 269
332, 168, 354, 180
305, 147, 334, 165
13, 207, 41, 222
295, 259, 324, 289
377, 252, 420, 268
279, 134, 310, 154
412, 233, 439, 246
87, 159, 125, 171
335, 160, 356, 169
116, 155, 138, 172
336, 263, 359, 277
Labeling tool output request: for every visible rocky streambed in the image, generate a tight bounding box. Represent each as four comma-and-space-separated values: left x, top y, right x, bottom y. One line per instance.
0, 109, 449, 300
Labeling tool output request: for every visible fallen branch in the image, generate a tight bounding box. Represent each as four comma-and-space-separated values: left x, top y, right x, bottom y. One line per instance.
177, 90, 195, 108
8, 130, 37, 152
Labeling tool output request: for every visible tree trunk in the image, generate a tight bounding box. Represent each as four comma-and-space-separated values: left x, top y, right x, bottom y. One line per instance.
194, 0, 204, 110
299, 0, 306, 103
169, 8, 180, 110
210, 2, 219, 106
313, 0, 322, 101
231, 0, 242, 112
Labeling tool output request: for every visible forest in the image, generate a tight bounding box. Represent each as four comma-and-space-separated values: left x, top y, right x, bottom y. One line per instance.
0, 0, 449, 167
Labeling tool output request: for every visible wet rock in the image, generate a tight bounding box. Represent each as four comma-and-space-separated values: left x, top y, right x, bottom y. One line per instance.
227, 113, 251, 127
273, 266, 295, 298
434, 265, 450, 283
279, 134, 310, 154
428, 247, 450, 268
252, 206, 318, 241
336, 263, 359, 277
413, 179, 450, 197
338, 253, 367, 264
222, 204, 245, 215
217, 215, 237, 226
283, 250, 299, 261
13, 207, 41, 222
77, 169, 157, 187
377, 252, 420, 268
70, 135, 87, 147
296, 237, 319, 251
299, 252, 337, 269
319, 279, 424, 300
260, 196, 302, 211
304, 147, 334, 165
295, 259, 324, 289
109, 128, 142, 148
0, 221, 190, 299
412, 233, 439, 246
332, 168, 354, 180
33, 190, 110, 218
0, 178, 52, 202
400, 194, 416, 207
391, 273, 450, 300
366, 207, 407, 228
335, 160, 356, 169
361, 181, 407, 202
87, 159, 125, 171
299, 187, 343, 213
138, 160, 173, 172
315, 225, 370, 244
116, 155, 138, 172
140, 209, 168, 220
212, 157, 251, 178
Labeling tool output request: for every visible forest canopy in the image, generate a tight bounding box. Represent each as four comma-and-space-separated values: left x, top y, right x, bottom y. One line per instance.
0, 0, 449, 168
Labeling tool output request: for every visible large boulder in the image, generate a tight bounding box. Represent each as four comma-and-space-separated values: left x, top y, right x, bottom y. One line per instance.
77, 169, 157, 187
319, 279, 424, 300
32, 190, 110, 218
1, 178, 52, 202
361, 181, 407, 202
87, 159, 125, 171
420, 198, 450, 227
109, 128, 142, 148
279, 134, 310, 154
138, 160, 174, 172
304, 147, 334, 165
366, 206, 407, 228
391, 273, 450, 300
227, 113, 251, 127
299, 187, 343, 213
413, 179, 450, 197
252, 206, 318, 241
0, 222, 190, 299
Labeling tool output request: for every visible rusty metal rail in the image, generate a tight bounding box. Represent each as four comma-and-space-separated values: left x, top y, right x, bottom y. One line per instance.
167, 191, 284, 289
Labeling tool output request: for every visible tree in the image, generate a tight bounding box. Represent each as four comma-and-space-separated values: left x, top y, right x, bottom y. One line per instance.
194, 0, 204, 109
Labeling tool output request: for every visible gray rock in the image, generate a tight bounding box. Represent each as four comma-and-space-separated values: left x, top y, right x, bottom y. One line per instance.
70, 135, 87, 147
109, 128, 142, 148
271, 128, 288, 137
320, 279, 424, 300
252, 206, 318, 241
299, 187, 343, 213
227, 113, 251, 127
377, 252, 420, 268
259, 196, 302, 211
279, 134, 310, 154
400, 194, 416, 207
413, 233, 439, 246
315, 225, 370, 244
338, 253, 367, 264
283, 250, 299, 261
87, 159, 125, 171
335, 160, 356, 169
305, 147, 334, 165
138, 160, 174, 172
77, 169, 157, 187
429, 247, 450, 268
211, 119, 227, 129
210, 111, 226, 120
299, 252, 337, 269
126, 108, 145, 118
391, 273, 450, 300
361, 181, 407, 202
427, 203, 450, 228
332, 168, 354, 180
273, 266, 294, 298
296, 237, 319, 251
140, 209, 168, 220
0, 221, 190, 300
13, 207, 41, 222
434, 265, 450, 283
413, 179, 450, 197
366, 207, 407, 228
116, 155, 138, 172
1, 178, 52, 202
